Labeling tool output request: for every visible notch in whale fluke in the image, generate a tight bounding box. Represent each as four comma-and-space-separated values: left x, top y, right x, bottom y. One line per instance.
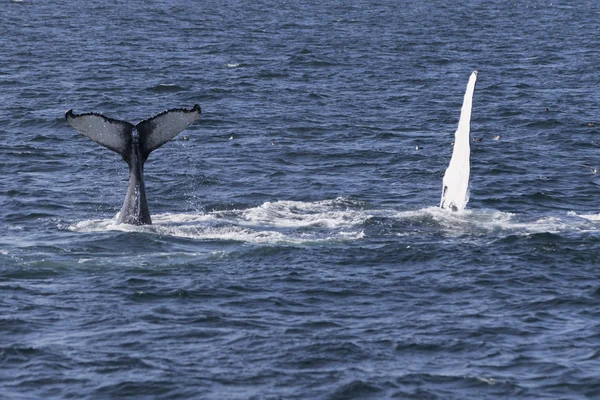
65, 105, 201, 225
65, 104, 201, 161
440, 71, 478, 212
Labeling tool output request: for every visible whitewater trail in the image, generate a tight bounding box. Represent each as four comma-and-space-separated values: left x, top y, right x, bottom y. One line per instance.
68, 198, 370, 244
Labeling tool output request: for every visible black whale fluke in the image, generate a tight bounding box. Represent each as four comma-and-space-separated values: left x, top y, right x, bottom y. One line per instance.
65, 105, 201, 225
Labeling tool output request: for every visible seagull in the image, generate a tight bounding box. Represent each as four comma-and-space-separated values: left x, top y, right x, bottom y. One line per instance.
581, 165, 599, 174
493, 135, 500, 140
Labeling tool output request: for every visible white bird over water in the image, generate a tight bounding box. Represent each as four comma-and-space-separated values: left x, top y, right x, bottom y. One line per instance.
581, 165, 599, 174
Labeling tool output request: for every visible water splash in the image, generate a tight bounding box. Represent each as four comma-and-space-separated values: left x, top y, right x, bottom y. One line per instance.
392, 207, 596, 237
68, 198, 369, 244
67, 199, 599, 244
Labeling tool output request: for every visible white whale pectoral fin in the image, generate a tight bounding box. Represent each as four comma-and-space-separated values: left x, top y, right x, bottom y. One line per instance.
440, 185, 448, 208
65, 110, 133, 155
136, 104, 201, 158
439, 71, 477, 212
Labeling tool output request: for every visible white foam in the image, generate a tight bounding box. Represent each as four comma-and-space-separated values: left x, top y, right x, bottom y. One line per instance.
240, 199, 370, 228
392, 207, 595, 237
68, 200, 600, 243
393, 206, 513, 235
572, 212, 600, 221
69, 198, 369, 244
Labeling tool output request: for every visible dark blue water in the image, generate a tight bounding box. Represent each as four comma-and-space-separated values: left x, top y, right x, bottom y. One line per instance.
2, 0, 600, 398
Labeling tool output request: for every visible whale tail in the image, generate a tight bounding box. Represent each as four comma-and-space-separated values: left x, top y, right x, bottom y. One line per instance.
440, 71, 477, 212
65, 104, 201, 163
65, 105, 201, 225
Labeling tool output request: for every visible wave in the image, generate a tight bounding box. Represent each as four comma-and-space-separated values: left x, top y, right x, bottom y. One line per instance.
569, 212, 600, 222
146, 84, 187, 93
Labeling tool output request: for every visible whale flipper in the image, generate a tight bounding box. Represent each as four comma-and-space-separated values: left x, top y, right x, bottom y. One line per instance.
65, 110, 133, 156
65, 105, 201, 225
136, 104, 201, 161
440, 71, 478, 212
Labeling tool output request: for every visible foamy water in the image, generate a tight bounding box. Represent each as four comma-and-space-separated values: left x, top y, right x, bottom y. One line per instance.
68, 198, 600, 245
69, 199, 368, 244
392, 206, 598, 237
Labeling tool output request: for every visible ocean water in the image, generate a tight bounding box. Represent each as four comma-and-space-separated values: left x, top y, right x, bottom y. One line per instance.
2, 0, 600, 398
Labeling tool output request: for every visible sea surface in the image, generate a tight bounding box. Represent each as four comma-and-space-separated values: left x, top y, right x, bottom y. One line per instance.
2, 0, 600, 398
